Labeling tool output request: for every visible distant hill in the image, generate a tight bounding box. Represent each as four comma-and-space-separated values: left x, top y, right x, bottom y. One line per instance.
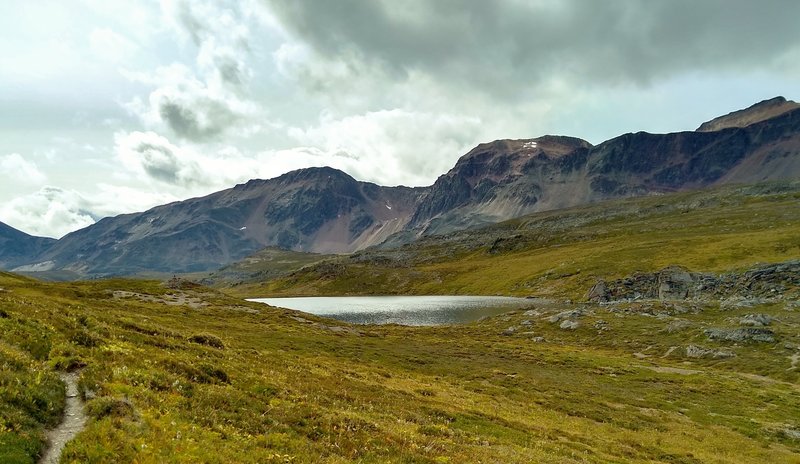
6, 97, 800, 276
0, 222, 55, 269
31, 167, 426, 275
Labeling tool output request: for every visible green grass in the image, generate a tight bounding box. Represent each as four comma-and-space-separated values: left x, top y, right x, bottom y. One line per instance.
0, 271, 799, 462
1, 182, 800, 462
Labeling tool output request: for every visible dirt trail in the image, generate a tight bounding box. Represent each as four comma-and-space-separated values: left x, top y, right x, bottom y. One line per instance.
39, 372, 87, 464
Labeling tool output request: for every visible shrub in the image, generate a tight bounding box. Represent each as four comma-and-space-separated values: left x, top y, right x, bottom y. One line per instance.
188, 333, 225, 349
86, 397, 135, 420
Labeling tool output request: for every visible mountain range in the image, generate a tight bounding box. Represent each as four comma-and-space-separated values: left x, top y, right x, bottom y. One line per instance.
3, 96, 800, 277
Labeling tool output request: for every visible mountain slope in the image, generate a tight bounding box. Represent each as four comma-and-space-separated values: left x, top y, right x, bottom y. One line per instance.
36, 167, 427, 275
0, 221, 55, 269
243, 181, 800, 299
406, 98, 800, 236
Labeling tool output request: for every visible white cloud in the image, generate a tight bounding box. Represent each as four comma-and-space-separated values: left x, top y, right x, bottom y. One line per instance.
0, 154, 47, 185
288, 110, 483, 186
117, 0, 265, 141
0, 187, 96, 238
0, 183, 180, 239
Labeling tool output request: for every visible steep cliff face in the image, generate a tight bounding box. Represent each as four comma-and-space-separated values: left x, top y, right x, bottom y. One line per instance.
0, 222, 55, 270
408, 136, 593, 235
36, 167, 427, 275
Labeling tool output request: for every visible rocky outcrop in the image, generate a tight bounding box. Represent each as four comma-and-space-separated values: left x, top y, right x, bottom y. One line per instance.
594, 261, 800, 303
685, 345, 736, 359
739, 314, 773, 327
704, 328, 776, 343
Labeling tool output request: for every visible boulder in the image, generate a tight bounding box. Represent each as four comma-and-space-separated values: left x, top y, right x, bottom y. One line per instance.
685, 344, 736, 358
739, 314, 773, 327
559, 320, 580, 330
658, 266, 695, 300
704, 327, 776, 343
548, 309, 584, 323
587, 280, 610, 302
664, 319, 693, 334
501, 326, 517, 336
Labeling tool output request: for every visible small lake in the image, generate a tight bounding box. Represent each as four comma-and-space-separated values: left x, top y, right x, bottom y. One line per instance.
248, 295, 536, 326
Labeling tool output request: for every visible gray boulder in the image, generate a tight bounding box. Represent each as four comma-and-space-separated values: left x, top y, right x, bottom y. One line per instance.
685, 345, 736, 358
705, 327, 776, 343
739, 314, 773, 327
548, 309, 584, 323
559, 320, 580, 330
587, 280, 610, 302
658, 266, 695, 300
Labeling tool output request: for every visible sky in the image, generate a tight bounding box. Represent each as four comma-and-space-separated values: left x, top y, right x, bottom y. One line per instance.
1, 0, 799, 239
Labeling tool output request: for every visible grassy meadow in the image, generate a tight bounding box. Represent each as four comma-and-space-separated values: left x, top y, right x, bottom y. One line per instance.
0, 182, 799, 462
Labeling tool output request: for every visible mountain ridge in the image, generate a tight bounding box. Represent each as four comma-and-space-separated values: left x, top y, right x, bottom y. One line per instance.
5, 97, 800, 276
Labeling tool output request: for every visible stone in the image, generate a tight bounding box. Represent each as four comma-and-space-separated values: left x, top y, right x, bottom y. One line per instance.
658, 266, 695, 300
664, 319, 693, 334
685, 345, 711, 358
587, 280, 609, 302
704, 328, 775, 343
559, 320, 580, 330
739, 314, 773, 327
548, 309, 583, 323
501, 327, 517, 336
782, 428, 800, 440
685, 345, 735, 359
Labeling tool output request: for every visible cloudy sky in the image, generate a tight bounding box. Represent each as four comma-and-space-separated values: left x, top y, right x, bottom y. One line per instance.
1, 0, 799, 238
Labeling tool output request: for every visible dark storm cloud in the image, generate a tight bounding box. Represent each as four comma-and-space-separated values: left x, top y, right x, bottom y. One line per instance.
265, 0, 800, 94
131, 140, 184, 184
157, 94, 241, 141
120, 131, 213, 188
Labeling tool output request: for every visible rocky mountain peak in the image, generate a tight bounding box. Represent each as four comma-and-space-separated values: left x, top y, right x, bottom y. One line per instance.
697, 96, 800, 132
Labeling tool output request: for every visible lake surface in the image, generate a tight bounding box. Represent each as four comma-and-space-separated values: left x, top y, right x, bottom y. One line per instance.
248, 295, 536, 326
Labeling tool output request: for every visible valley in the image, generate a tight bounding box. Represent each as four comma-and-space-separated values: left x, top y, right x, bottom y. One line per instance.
1, 179, 799, 463
1, 98, 800, 463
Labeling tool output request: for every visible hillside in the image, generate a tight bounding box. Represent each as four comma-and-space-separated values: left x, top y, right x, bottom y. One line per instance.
1, 270, 799, 463
0, 222, 55, 270
201, 247, 333, 289
237, 181, 800, 299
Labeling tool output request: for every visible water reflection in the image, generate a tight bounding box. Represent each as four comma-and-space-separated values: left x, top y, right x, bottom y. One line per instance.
249, 295, 537, 326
